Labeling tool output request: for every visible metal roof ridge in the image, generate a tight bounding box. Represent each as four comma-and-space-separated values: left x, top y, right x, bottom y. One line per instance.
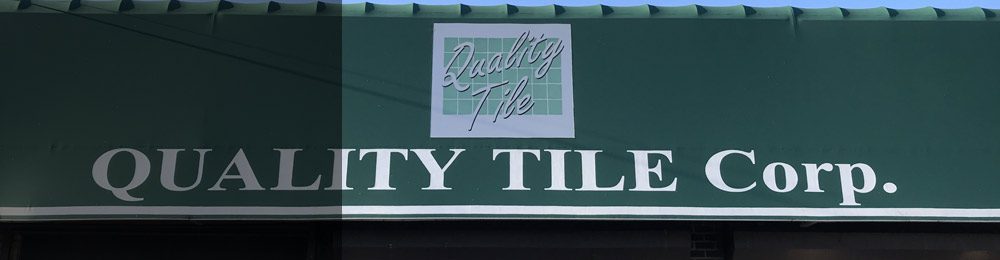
3, 0, 998, 21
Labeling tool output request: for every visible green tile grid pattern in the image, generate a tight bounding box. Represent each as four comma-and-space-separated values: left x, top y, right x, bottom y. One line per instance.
443, 37, 563, 116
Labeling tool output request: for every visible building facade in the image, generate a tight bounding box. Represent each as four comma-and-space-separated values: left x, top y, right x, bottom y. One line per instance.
1, 2, 1000, 259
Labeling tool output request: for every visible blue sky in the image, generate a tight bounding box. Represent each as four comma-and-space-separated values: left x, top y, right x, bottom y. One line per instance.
339, 0, 1000, 8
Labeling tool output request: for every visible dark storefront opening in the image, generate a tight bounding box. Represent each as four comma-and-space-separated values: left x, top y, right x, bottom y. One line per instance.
2, 222, 1000, 260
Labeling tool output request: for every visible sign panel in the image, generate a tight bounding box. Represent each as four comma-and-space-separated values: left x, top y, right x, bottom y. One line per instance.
431, 23, 575, 138
2, 10, 1000, 221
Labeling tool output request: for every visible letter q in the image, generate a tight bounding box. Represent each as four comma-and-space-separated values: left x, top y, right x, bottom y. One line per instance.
92, 148, 150, 202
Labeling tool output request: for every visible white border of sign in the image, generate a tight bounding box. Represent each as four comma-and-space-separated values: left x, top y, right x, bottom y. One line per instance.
4, 206, 1000, 220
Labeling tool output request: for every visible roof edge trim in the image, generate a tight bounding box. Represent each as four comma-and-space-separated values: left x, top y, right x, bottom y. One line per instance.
4, 1, 999, 21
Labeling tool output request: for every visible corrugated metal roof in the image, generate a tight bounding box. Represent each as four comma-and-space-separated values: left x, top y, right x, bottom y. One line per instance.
2, 0, 999, 20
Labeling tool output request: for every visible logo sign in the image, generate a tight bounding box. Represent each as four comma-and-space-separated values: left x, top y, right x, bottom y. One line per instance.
431, 24, 575, 138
